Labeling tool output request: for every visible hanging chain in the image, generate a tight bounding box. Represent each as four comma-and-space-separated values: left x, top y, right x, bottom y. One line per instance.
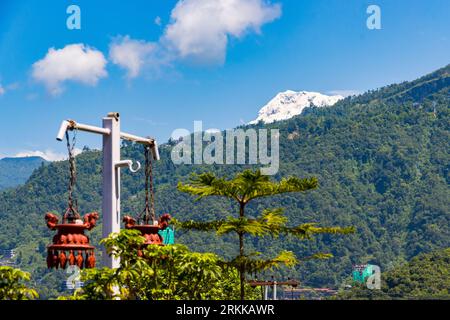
65, 128, 80, 222
148, 146, 156, 223
140, 145, 156, 224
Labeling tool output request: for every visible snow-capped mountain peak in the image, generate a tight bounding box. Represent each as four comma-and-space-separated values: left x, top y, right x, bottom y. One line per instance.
249, 90, 344, 124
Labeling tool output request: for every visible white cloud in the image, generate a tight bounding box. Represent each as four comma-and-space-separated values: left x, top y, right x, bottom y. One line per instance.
0, 82, 20, 96
108, 1, 281, 78
14, 148, 82, 161
109, 36, 157, 79
32, 44, 108, 95
163, 0, 281, 64
6, 82, 20, 90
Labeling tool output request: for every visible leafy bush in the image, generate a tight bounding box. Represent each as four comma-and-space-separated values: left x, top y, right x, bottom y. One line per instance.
0, 266, 38, 300
62, 229, 259, 300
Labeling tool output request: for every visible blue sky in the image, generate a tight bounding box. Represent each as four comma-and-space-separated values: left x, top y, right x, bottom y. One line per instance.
0, 0, 449, 160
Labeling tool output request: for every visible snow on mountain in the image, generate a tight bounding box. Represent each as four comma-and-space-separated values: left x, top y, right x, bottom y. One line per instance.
249, 90, 344, 124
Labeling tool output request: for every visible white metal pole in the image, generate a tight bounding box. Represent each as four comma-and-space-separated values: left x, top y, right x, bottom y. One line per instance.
71, 122, 110, 136
102, 115, 121, 268
120, 132, 154, 145
264, 285, 268, 300
56, 120, 70, 141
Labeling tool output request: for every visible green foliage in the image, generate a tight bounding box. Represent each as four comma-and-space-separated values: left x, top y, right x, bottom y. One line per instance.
63, 229, 259, 300
0, 266, 38, 300
228, 250, 298, 275
335, 248, 450, 299
178, 170, 318, 204
383, 247, 450, 299
177, 169, 353, 299
0, 65, 449, 297
174, 210, 355, 239
333, 282, 390, 300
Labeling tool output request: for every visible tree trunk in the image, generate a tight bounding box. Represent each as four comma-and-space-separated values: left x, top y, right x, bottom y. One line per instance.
239, 202, 245, 300
239, 232, 244, 300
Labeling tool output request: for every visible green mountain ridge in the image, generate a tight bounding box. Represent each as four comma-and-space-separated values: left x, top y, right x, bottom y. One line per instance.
0, 156, 47, 191
336, 248, 450, 299
0, 64, 448, 297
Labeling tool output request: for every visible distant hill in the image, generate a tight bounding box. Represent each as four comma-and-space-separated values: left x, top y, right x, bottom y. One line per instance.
336, 248, 450, 299
383, 247, 450, 298
0, 64, 448, 298
0, 156, 48, 190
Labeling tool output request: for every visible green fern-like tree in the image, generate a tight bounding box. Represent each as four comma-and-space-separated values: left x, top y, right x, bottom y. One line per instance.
177, 169, 355, 300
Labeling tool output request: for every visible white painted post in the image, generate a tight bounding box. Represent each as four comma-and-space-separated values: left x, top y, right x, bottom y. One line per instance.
102, 114, 121, 268
264, 285, 268, 300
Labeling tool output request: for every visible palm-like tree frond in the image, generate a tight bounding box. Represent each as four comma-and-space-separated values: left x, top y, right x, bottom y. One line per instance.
177, 172, 242, 202
298, 252, 334, 261
178, 170, 318, 203
223, 250, 298, 274
285, 223, 356, 239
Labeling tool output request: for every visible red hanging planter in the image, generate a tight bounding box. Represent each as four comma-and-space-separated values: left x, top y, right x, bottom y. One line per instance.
45, 212, 99, 269
122, 213, 172, 246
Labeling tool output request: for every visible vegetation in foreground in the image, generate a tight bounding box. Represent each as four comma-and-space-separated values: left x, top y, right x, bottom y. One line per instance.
0, 65, 448, 297
0, 266, 38, 300
176, 169, 354, 299
59, 229, 261, 300
2, 246, 449, 300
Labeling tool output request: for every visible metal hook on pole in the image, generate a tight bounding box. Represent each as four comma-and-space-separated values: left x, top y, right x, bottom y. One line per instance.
115, 160, 141, 173
129, 161, 141, 173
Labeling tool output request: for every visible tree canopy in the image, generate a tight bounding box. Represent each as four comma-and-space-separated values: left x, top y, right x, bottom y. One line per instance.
177, 169, 354, 299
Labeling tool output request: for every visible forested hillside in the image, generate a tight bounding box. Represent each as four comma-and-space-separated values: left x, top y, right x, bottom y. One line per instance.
0, 65, 448, 298
336, 248, 450, 299
0, 156, 47, 190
